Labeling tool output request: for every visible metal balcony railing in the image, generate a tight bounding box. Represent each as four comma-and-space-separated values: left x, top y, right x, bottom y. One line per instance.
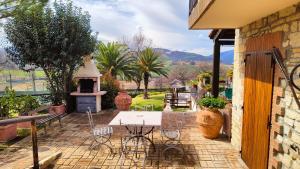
189, 0, 198, 15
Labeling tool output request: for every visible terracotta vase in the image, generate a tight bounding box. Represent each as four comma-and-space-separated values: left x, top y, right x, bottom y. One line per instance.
197, 108, 224, 139
49, 104, 66, 115
0, 124, 17, 142
114, 91, 132, 111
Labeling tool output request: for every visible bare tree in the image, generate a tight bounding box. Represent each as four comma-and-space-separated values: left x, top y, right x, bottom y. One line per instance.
120, 28, 153, 91
168, 63, 199, 85
131, 28, 152, 53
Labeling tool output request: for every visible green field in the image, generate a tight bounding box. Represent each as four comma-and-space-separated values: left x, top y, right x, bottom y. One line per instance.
130, 91, 189, 112
0, 69, 47, 91
131, 92, 165, 111
0, 70, 45, 78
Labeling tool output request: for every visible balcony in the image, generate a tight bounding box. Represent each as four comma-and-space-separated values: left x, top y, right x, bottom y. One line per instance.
189, 0, 300, 30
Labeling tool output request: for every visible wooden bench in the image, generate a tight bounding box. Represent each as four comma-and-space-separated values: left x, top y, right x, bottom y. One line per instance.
36, 113, 67, 135
28, 105, 67, 135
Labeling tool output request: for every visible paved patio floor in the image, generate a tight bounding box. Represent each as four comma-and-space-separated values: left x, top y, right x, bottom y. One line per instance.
0, 110, 247, 169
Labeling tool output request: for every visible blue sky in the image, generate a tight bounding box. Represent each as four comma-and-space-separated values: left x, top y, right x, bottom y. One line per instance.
72, 0, 216, 56
0, 0, 232, 56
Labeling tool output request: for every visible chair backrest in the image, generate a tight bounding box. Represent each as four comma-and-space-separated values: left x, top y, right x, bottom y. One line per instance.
162, 112, 183, 131
144, 104, 153, 111
133, 105, 154, 111
86, 107, 95, 130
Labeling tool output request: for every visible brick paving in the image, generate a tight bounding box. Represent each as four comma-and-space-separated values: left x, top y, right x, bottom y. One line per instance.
0, 110, 247, 169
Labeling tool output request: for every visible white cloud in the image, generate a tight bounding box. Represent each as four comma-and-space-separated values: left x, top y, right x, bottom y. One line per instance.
74, 0, 214, 55
186, 48, 213, 56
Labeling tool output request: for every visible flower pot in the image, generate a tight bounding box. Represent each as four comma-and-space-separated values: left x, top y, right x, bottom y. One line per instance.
0, 124, 17, 142
17, 121, 31, 129
49, 104, 66, 115
114, 91, 132, 111
197, 108, 224, 139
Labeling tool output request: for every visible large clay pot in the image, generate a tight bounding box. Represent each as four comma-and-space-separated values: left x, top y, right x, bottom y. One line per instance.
0, 124, 17, 142
197, 108, 224, 139
49, 104, 66, 115
115, 91, 132, 111
17, 118, 31, 129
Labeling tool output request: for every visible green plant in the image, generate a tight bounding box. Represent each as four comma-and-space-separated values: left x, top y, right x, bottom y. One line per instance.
100, 74, 120, 109
18, 95, 40, 115
5, 1, 96, 107
137, 48, 168, 99
203, 84, 212, 91
0, 88, 40, 119
17, 128, 31, 137
94, 42, 136, 80
0, 0, 48, 19
198, 97, 226, 110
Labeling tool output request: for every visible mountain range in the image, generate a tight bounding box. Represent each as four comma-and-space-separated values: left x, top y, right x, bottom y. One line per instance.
156, 48, 234, 65
0, 48, 234, 69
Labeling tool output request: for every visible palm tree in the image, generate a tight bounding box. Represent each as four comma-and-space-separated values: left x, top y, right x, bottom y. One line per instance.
137, 48, 168, 99
94, 42, 135, 80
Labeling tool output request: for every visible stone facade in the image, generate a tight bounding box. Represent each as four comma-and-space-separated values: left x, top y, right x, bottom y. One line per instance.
232, 3, 300, 169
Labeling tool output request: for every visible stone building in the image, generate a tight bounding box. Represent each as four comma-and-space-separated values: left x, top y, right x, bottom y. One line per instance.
189, 0, 300, 169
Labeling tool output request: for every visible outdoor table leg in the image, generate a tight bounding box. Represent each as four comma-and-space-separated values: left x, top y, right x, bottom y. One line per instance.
31, 120, 39, 169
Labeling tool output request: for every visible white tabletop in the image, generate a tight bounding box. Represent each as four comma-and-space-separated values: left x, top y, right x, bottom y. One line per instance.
109, 111, 162, 126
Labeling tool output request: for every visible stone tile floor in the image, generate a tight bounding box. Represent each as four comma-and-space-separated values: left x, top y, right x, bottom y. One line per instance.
0, 110, 247, 169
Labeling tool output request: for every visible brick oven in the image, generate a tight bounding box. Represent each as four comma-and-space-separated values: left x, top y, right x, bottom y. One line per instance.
71, 56, 106, 113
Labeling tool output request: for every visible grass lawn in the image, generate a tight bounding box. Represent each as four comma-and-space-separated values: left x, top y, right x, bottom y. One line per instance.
0, 70, 45, 78
131, 91, 165, 111
130, 91, 190, 112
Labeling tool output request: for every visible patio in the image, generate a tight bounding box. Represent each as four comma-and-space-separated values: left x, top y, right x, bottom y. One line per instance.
0, 111, 247, 169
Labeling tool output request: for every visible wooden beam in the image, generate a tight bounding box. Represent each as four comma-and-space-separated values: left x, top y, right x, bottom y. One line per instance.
212, 40, 220, 97
219, 40, 235, 46
0, 114, 50, 125
31, 120, 39, 169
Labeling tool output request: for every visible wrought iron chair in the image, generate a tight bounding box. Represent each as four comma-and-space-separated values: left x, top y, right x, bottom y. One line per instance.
119, 120, 148, 169
132, 105, 154, 141
160, 112, 184, 159
86, 107, 113, 153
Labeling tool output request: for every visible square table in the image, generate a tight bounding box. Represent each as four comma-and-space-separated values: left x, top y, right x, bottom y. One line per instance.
109, 111, 162, 126
109, 111, 162, 153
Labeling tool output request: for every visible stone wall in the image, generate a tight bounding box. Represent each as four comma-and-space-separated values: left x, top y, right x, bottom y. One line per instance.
231, 3, 300, 169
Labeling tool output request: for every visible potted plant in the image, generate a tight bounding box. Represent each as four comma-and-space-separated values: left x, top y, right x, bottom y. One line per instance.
0, 88, 40, 141
197, 97, 226, 139
17, 95, 40, 128
48, 88, 65, 115
0, 88, 18, 142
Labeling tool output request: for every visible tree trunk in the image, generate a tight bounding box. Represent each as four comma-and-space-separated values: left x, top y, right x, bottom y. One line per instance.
64, 68, 75, 113
136, 81, 141, 92
143, 72, 149, 99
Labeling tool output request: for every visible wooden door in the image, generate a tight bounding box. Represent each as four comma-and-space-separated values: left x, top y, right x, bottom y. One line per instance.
241, 32, 282, 169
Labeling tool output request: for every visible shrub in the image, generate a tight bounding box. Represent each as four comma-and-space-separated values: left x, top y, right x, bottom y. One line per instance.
0, 88, 40, 119
5, 1, 96, 107
100, 74, 120, 109
198, 97, 226, 110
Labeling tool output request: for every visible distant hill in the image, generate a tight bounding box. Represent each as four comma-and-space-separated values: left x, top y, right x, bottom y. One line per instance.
0, 47, 234, 69
156, 48, 234, 65
0, 48, 17, 69
209, 50, 234, 65
155, 48, 211, 62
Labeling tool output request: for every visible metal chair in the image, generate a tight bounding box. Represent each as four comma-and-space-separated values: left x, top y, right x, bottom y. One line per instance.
132, 105, 154, 141
160, 112, 184, 159
119, 120, 148, 169
86, 107, 113, 153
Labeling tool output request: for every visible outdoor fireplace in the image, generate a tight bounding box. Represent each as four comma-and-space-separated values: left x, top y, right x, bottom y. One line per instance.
71, 56, 106, 113
79, 79, 95, 93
